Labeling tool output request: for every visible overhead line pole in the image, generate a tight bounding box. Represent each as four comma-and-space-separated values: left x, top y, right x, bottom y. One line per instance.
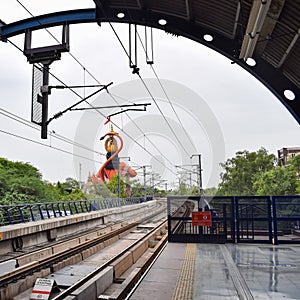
191, 154, 203, 195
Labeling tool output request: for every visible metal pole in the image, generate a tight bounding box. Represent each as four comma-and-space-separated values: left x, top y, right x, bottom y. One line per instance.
198, 154, 203, 194
152, 173, 155, 198
41, 64, 50, 139
79, 163, 82, 189
143, 166, 146, 201
118, 158, 120, 200
191, 154, 203, 195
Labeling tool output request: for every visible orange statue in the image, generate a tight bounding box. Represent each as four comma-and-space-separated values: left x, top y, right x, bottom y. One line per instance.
92, 126, 137, 184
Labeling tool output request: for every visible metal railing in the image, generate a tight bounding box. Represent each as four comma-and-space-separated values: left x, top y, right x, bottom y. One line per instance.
167, 195, 300, 245
0, 196, 153, 226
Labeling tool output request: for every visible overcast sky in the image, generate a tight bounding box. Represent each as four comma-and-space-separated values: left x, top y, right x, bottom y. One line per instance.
0, 0, 299, 189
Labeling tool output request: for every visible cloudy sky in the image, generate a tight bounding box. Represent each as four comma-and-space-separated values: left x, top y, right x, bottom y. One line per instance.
0, 0, 299, 189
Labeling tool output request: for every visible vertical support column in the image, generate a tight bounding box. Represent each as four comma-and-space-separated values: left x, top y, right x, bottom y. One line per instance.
143, 166, 146, 201
231, 197, 236, 243
191, 154, 203, 195
223, 203, 227, 240
235, 197, 240, 243
41, 64, 50, 139
167, 197, 171, 241
118, 157, 121, 200
151, 173, 155, 198
272, 196, 278, 245
198, 154, 203, 194
267, 196, 273, 244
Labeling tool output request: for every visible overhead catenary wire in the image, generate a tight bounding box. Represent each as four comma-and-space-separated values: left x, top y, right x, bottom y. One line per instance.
107, 22, 192, 158
106, 92, 178, 168
7, 2, 179, 176
0, 107, 106, 157
14, 0, 177, 172
117, 8, 197, 154
114, 7, 195, 148
136, 29, 197, 153
2, 39, 178, 175
15, 0, 104, 87
0, 128, 103, 165
0, 107, 148, 171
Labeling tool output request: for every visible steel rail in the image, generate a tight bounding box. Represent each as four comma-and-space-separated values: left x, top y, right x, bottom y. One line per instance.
52, 219, 168, 300
0, 202, 166, 289
0, 222, 137, 288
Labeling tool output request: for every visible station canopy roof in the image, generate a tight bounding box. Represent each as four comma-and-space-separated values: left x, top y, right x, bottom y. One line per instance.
1, 0, 300, 123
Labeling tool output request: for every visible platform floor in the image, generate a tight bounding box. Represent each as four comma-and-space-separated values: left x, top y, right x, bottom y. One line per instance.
129, 243, 300, 300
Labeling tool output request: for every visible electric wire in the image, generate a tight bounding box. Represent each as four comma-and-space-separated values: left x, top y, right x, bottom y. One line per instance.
3, 38, 178, 175
0, 111, 146, 171
0, 107, 106, 157
115, 6, 197, 155
118, 7, 196, 153
14, 0, 177, 173
108, 22, 192, 158
0, 128, 103, 165
15, 0, 104, 86
7, 3, 179, 176
106, 91, 178, 168
0, 109, 149, 174
136, 29, 197, 153
14, 0, 180, 174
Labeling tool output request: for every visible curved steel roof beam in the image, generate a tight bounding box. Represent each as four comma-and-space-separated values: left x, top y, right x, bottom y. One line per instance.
0, 9, 96, 39
0, 7, 299, 125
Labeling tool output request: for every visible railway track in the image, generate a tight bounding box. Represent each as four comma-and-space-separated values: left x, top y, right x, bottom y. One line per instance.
0, 201, 167, 299
53, 220, 168, 300
0, 199, 194, 299
170, 200, 195, 234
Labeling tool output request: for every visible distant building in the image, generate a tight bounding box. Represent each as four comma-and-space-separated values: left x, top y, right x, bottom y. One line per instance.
278, 147, 300, 166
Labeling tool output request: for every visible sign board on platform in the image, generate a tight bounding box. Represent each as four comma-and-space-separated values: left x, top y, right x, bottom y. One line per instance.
30, 278, 60, 300
192, 211, 212, 226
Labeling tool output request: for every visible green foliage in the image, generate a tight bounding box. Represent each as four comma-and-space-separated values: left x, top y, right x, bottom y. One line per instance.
0, 157, 85, 205
106, 174, 126, 198
289, 155, 300, 186
218, 148, 277, 196
96, 183, 115, 198
204, 187, 218, 196
0, 158, 47, 205
63, 188, 85, 201
176, 182, 190, 195
254, 166, 298, 195
253, 154, 300, 196
154, 188, 167, 198
53, 178, 86, 201
130, 180, 145, 197
0, 157, 42, 179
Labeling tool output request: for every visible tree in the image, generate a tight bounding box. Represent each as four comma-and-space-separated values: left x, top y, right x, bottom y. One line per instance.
130, 180, 145, 197
54, 178, 85, 201
204, 187, 218, 196
176, 182, 189, 195
254, 166, 298, 195
218, 148, 277, 196
106, 174, 126, 198
0, 158, 86, 205
0, 158, 48, 205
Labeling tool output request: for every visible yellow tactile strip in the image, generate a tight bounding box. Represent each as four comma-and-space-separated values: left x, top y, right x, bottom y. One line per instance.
172, 243, 196, 300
